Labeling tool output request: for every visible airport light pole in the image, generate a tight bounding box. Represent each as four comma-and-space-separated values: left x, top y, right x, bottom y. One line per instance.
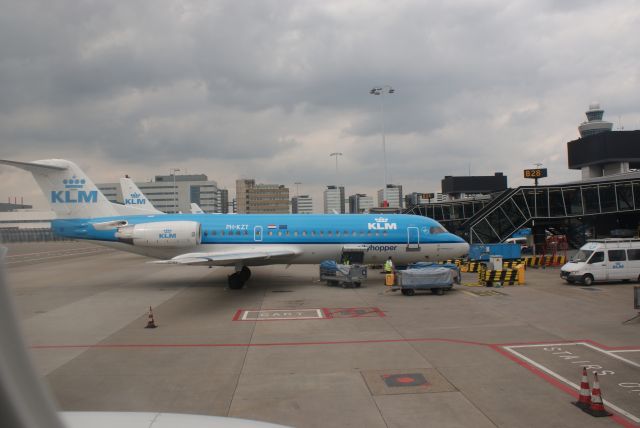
370, 85, 395, 206
329, 152, 343, 180
294, 181, 302, 197
170, 168, 180, 213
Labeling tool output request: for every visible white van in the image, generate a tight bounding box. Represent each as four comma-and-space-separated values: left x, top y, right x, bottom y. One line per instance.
560, 239, 640, 285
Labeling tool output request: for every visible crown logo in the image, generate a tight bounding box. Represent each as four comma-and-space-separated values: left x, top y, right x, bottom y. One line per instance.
163, 228, 172, 234
131, 192, 141, 198
375, 217, 388, 223
63, 176, 86, 189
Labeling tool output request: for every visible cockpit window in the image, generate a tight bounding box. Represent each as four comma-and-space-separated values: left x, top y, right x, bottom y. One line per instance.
430, 226, 447, 234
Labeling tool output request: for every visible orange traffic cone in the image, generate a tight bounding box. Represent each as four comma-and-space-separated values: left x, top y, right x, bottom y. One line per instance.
588, 372, 612, 417
145, 306, 157, 329
573, 367, 591, 410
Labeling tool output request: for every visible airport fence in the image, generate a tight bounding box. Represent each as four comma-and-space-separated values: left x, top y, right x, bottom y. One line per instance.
0, 228, 71, 243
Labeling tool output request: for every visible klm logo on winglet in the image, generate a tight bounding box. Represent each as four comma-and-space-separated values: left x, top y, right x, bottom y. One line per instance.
51, 177, 98, 203
159, 228, 177, 239
125, 192, 146, 205
368, 217, 398, 230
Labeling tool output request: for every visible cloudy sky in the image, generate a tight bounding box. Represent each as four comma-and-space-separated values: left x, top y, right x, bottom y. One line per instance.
1, 0, 639, 211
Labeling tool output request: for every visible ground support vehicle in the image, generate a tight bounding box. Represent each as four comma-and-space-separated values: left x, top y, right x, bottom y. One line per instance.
391, 263, 460, 296
319, 260, 367, 288
560, 239, 640, 285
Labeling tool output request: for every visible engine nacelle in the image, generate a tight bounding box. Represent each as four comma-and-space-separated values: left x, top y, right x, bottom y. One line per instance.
115, 221, 201, 248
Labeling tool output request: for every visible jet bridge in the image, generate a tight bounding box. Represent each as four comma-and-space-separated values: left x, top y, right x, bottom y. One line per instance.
405, 173, 640, 245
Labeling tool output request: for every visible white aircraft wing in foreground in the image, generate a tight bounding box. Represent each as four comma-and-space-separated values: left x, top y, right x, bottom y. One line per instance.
151, 246, 301, 266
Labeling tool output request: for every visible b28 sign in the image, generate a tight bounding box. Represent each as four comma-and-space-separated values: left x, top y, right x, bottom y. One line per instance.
524, 168, 547, 179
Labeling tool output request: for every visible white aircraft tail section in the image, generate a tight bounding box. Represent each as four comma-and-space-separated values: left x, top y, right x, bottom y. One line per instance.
0, 159, 118, 219
120, 177, 163, 214
190, 203, 204, 214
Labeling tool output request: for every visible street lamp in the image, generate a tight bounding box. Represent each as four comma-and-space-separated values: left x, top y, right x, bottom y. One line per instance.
370, 85, 395, 206
169, 168, 181, 213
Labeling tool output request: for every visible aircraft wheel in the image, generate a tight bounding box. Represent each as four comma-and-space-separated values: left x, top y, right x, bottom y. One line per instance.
240, 266, 251, 281
228, 273, 245, 289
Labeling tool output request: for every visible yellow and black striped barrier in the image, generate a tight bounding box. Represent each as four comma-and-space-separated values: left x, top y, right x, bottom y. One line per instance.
522, 255, 567, 267
472, 264, 525, 286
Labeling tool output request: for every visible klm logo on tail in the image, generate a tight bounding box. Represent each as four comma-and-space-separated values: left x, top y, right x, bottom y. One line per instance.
125, 192, 146, 205
51, 177, 98, 203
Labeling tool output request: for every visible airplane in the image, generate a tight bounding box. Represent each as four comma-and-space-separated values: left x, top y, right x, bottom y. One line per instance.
0, 159, 469, 289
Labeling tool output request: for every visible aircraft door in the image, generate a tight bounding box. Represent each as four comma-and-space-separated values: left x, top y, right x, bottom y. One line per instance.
407, 227, 420, 250
254, 226, 263, 242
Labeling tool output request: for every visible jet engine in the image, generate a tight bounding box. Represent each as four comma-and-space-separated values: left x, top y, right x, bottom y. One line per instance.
115, 221, 201, 248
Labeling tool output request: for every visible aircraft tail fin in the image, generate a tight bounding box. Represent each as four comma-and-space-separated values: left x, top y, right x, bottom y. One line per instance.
119, 177, 163, 214
190, 203, 204, 214
0, 159, 118, 219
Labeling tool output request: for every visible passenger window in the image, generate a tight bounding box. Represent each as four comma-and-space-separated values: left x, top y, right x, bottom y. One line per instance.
235, 230, 241, 236
588, 252, 605, 264
628, 249, 640, 260
221, 231, 225, 236
352, 231, 356, 236
328, 231, 333, 236
212, 231, 217, 236
268, 231, 273, 236
608, 250, 626, 261
302, 231, 307, 236
294, 231, 298, 236
336, 231, 340, 236
278, 231, 282, 236
311, 231, 316, 236
286, 231, 290, 236
203, 231, 208, 237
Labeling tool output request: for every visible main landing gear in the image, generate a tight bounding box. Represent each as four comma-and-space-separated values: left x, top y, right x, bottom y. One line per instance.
228, 266, 251, 289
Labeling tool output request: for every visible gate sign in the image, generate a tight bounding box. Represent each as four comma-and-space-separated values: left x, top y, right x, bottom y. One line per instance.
524, 168, 547, 179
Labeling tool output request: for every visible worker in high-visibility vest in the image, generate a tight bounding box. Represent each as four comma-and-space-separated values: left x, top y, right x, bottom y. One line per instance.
384, 257, 394, 273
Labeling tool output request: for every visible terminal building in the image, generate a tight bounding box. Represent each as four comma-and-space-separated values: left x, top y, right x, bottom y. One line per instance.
236, 179, 290, 214
405, 103, 640, 247
98, 173, 228, 214
291, 195, 314, 214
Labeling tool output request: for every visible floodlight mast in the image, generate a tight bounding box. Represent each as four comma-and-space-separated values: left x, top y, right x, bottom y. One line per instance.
370, 85, 395, 206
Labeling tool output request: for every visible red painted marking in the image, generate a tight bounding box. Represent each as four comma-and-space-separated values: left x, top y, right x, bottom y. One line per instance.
323, 307, 386, 318
396, 377, 416, 384
231, 309, 243, 321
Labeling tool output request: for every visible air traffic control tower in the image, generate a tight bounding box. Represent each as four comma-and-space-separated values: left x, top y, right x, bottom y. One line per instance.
568, 103, 640, 180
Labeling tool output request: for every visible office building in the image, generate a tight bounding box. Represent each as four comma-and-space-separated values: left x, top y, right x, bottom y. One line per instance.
324, 185, 345, 213
236, 179, 290, 214
292, 195, 313, 214
348, 193, 374, 214
98, 173, 227, 214
377, 184, 403, 209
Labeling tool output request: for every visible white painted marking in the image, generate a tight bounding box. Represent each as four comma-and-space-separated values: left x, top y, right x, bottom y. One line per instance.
241, 311, 249, 321
580, 342, 640, 369
609, 349, 640, 353
315, 309, 323, 318
503, 344, 640, 423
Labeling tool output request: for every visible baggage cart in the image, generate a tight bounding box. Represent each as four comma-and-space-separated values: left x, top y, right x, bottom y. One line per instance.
319, 260, 367, 288
391, 264, 460, 296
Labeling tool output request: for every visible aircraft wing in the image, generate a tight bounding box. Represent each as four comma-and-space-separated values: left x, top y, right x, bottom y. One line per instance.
150, 246, 301, 266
